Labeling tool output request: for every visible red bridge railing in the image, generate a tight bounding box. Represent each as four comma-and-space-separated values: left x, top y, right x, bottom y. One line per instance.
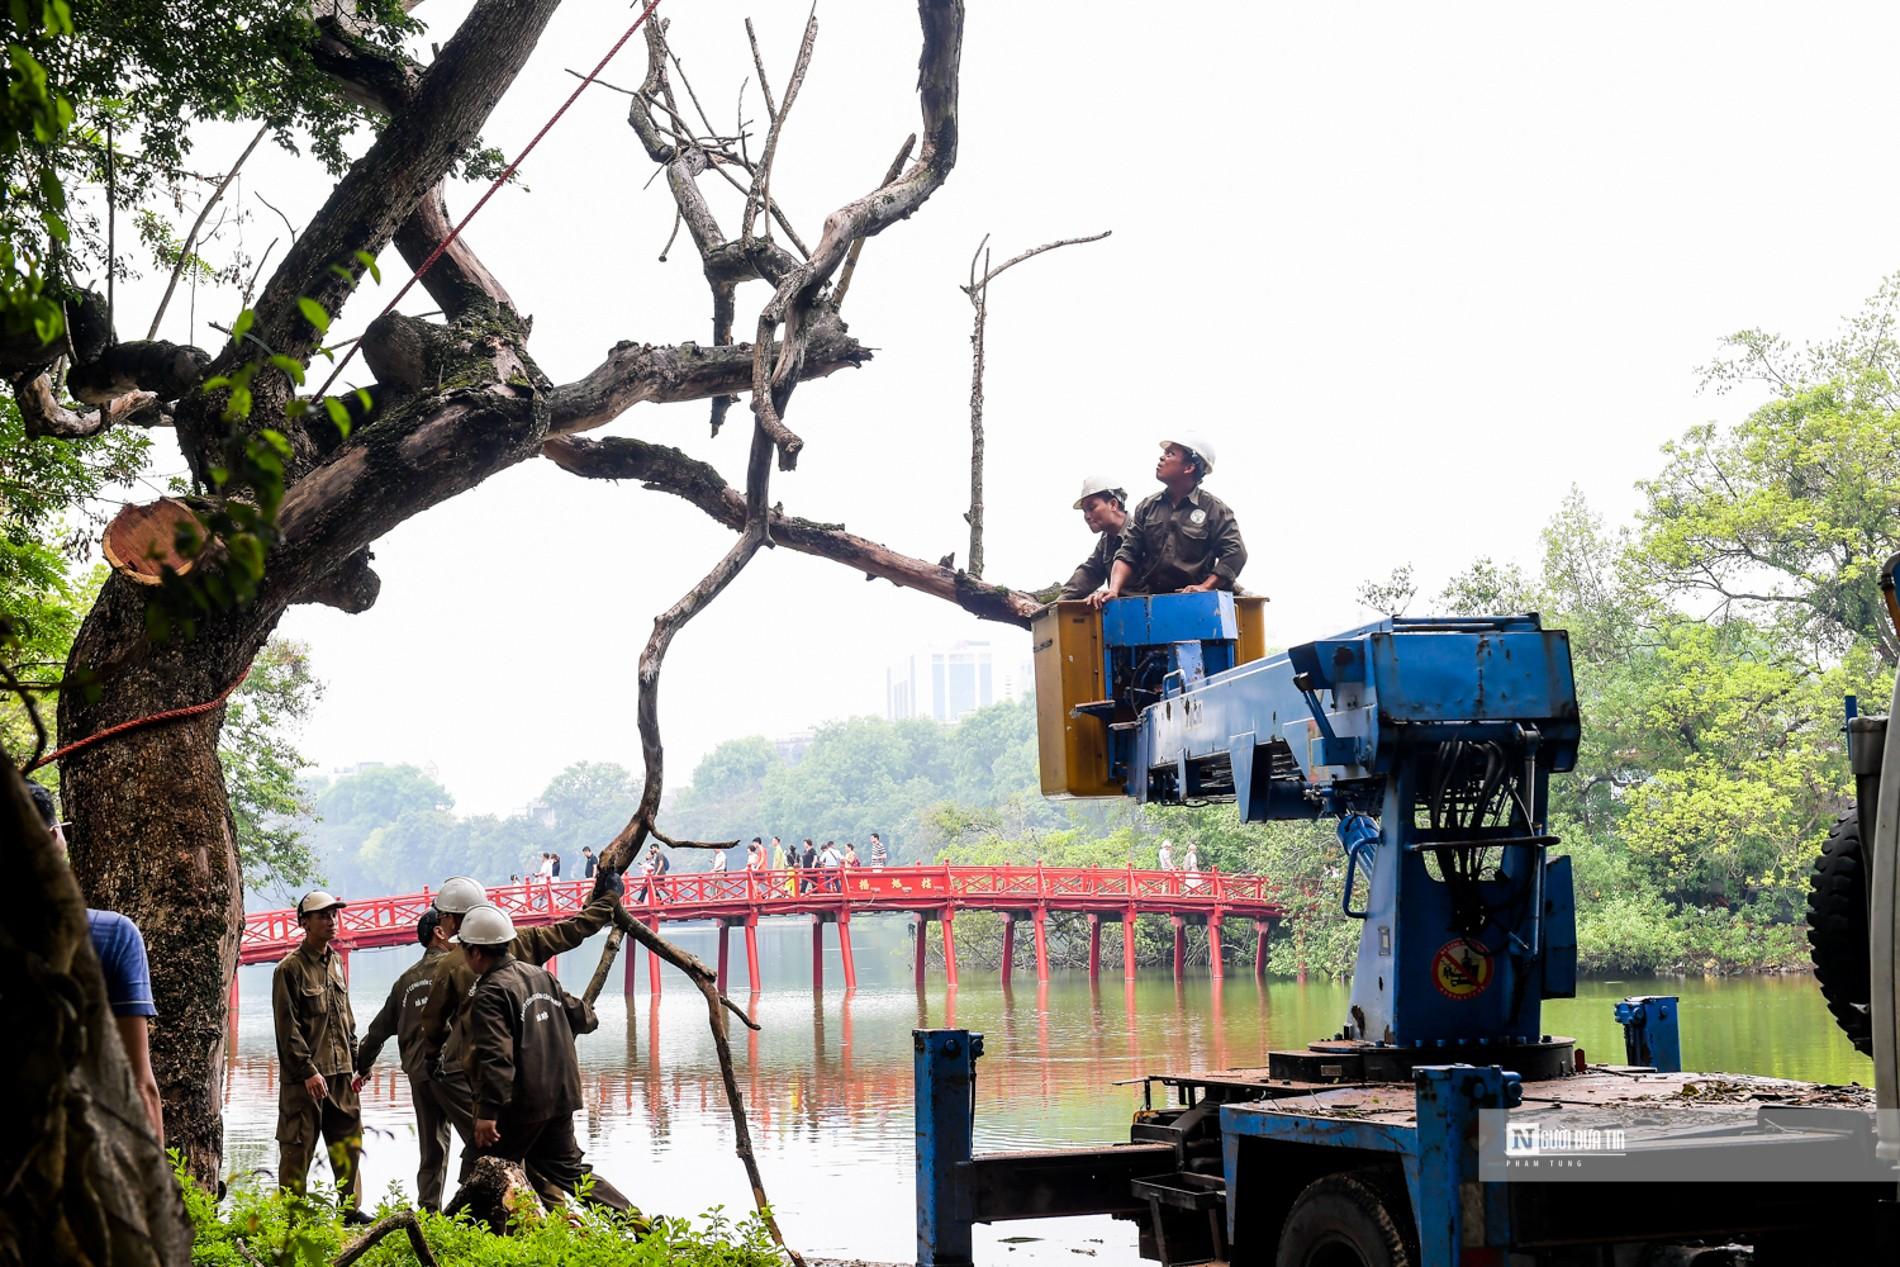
239, 865, 1283, 989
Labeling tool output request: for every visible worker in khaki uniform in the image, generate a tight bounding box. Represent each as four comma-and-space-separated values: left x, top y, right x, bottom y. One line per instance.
416, 865, 624, 1190
354, 910, 452, 1209
1092, 434, 1247, 605
1058, 475, 1129, 601
459, 906, 631, 1211
271, 890, 370, 1222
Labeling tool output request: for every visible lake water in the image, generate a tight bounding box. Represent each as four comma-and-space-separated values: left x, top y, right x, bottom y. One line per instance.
222, 917, 1874, 1264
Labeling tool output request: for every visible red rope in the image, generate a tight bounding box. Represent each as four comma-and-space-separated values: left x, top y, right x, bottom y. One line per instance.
314, 0, 666, 399
26, 667, 251, 772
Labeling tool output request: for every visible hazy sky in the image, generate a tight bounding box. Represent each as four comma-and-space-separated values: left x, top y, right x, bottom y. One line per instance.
100, 1, 1900, 814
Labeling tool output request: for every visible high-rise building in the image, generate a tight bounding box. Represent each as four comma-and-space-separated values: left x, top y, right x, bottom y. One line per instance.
887, 640, 1002, 723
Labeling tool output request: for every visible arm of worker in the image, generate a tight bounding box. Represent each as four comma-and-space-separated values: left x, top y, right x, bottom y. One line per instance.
470, 986, 516, 1145
516, 873, 624, 964
115, 1016, 165, 1146
559, 984, 600, 1037
271, 964, 323, 1098
1088, 558, 1136, 610
1205, 506, 1246, 591
1058, 534, 1115, 601
354, 978, 403, 1076
415, 957, 462, 1075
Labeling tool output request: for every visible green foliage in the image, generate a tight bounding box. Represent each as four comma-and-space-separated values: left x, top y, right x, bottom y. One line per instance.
221, 638, 323, 897
176, 1156, 782, 1267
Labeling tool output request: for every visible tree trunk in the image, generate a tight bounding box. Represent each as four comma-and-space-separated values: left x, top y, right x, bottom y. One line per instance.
59, 580, 274, 1185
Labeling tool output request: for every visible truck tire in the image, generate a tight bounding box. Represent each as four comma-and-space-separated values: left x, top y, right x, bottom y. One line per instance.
1805, 808, 1873, 1057
1274, 1169, 1416, 1267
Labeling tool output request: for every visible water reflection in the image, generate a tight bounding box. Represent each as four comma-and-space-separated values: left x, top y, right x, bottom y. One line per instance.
223, 919, 1874, 1265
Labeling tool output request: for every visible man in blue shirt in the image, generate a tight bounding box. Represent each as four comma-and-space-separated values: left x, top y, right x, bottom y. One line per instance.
29, 781, 165, 1145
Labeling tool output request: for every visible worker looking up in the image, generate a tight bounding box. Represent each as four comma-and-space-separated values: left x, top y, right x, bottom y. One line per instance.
460, 905, 632, 1212
1090, 434, 1246, 606
354, 910, 454, 1210
1058, 475, 1129, 601
272, 889, 370, 1222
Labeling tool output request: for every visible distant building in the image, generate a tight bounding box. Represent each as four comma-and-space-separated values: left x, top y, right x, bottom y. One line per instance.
774, 730, 814, 765
887, 640, 1007, 724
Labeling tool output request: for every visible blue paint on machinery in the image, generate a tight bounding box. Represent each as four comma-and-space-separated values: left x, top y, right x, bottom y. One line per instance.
913, 596, 1897, 1265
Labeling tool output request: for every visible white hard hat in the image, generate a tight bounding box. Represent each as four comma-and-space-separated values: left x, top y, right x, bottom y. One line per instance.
1162, 434, 1216, 475
434, 875, 488, 915
297, 889, 346, 917
1072, 475, 1127, 510
454, 904, 516, 947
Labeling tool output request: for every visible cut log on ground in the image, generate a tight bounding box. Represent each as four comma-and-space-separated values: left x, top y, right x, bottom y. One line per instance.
443, 1156, 544, 1236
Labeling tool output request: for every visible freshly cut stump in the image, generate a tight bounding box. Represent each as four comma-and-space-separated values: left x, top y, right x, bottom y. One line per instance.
443, 1157, 544, 1234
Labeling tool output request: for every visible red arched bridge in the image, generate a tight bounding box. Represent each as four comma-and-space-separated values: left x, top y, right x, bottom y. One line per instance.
238, 865, 1283, 994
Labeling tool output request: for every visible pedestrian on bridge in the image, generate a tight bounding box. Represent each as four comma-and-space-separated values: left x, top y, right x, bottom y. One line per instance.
799, 839, 818, 893
272, 890, 369, 1223
582, 846, 597, 879
746, 838, 766, 872
869, 832, 888, 868
772, 837, 792, 893
1157, 838, 1176, 872
354, 910, 453, 1209
460, 905, 632, 1213
711, 847, 728, 873
844, 841, 862, 869
820, 840, 843, 893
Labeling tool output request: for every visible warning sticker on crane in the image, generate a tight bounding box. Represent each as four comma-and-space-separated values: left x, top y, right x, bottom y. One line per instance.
1430, 938, 1494, 1000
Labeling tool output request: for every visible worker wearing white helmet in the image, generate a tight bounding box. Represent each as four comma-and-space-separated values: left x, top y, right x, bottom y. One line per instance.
1090, 433, 1247, 606
414, 863, 626, 1193
1058, 474, 1130, 601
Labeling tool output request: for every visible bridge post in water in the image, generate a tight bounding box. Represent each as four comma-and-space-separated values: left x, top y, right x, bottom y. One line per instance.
744, 913, 761, 991
941, 906, 959, 987
647, 917, 662, 997
838, 909, 858, 990
624, 936, 637, 996
914, 914, 929, 987
714, 919, 730, 995
1171, 915, 1187, 982
1122, 908, 1137, 981
811, 915, 824, 992
1208, 912, 1224, 980
999, 916, 1015, 982
1254, 918, 1269, 979
1032, 908, 1049, 983
1087, 913, 1102, 981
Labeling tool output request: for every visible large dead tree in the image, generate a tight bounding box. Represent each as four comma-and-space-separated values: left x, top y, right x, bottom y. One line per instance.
32, 0, 1043, 1219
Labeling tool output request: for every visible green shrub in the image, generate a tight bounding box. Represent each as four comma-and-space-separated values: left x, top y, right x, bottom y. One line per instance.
178, 1155, 785, 1267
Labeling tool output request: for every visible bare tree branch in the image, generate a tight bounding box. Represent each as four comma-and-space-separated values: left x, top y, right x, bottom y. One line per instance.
542, 433, 1042, 626
334, 1208, 437, 1267
829, 133, 915, 314
146, 125, 270, 342
546, 314, 868, 435
749, 0, 964, 471
958, 228, 1110, 575
741, 11, 819, 242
